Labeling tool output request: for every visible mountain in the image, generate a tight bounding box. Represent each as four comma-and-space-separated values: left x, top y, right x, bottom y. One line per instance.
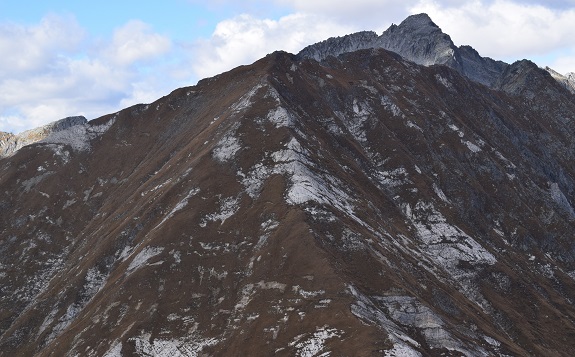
298, 13, 570, 92
545, 66, 575, 94
2, 14, 575, 357
0, 116, 87, 158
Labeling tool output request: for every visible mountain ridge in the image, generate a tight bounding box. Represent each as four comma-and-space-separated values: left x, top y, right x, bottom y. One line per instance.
298, 13, 573, 94
3, 13, 573, 158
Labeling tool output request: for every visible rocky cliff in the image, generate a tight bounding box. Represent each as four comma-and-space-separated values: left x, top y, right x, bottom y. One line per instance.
298, 13, 569, 92
0, 116, 87, 158
545, 66, 575, 94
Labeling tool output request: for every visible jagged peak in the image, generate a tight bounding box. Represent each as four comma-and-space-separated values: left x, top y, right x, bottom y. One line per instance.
296, 31, 378, 62
0, 131, 14, 139
297, 13, 458, 68
374, 13, 456, 68
544, 66, 575, 80
306, 31, 378, 46
392, 13, 441, 33
296, 13, 515, 89
544, 66, 575, 94
545, 66, 562, 76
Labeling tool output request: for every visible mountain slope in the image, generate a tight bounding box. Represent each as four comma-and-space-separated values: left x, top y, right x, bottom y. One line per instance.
2, 17, 575, 357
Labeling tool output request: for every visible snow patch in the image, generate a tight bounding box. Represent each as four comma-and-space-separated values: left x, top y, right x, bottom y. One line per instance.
213, 135, 241, 162
401, 202, 497, 313
432, 183, 450, 203
293, 286, 325, 299
348, 286, 483, 356
463, 141, 481, 153
406, 121, 422, 132
84, 267, 108, 299
127, 247, 164, 272
131, 334, 219, 357
231, 280, 286, 324
346, 99, 373, 141
239, 137, 357, 219
483, 335, 501, 347
261, 218, 279, 232
348, 285, 421, 352
381, 96, 403, 117
267, 106, 294, 128
289, 326, 342, 357
44, 265, 109, 343
435, 74, 454, 90
376, 167, 410, 188
448, 123, 464, 138
403, 201, 496, 269
171, 250, 182, 264
230, 83, 263, 113
21, 172, 54, 192
384, 344, 423, 357
201, 196, 241, 226
155, 188, 200, 228
103, 341, 123, 357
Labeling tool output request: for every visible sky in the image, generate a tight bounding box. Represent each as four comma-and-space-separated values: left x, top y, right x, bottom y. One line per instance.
1, 0, 575, 133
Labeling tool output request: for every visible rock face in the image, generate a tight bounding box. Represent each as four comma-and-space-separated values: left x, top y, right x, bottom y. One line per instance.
2, 14, 575, 357
0, 116, 87, 157
373, 13, 457, 66
545, 66, 575, 94
298, 13, 568, 90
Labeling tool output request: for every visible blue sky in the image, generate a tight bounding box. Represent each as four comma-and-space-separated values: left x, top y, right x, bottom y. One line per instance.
1, 1, 218, 38
1, 0, 574, 133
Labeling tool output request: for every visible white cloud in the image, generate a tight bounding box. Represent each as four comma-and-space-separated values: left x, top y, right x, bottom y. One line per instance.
105, 20, 172, 66
409, 0, 575, 69
0, 14, 84, 76
277, 0, 417, 30
0, 15, 175, 133
0, 15, 87, 132
550, 51, 575, 75
191, 13, 354, 79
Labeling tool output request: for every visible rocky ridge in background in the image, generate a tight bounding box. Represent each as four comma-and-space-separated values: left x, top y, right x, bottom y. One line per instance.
298, 13, 573, 93
0, 116, 87, 158
545, 66, 575, 93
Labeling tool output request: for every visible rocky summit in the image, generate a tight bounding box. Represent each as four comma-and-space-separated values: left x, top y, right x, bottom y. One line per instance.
2, 13, 575, 357
0, 116, 88, 158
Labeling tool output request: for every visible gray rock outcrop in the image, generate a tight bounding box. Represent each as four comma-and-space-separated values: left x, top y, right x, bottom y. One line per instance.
0, 116, 87, 157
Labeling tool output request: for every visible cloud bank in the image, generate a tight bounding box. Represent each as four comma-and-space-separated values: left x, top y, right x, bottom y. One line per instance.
191, 13, 354, 80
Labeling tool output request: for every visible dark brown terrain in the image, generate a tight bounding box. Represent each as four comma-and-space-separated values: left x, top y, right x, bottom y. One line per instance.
1, 14, 575, 357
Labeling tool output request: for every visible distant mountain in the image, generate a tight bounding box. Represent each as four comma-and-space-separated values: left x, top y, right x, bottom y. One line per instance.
545, 66, 575, 93
299, 13, 573, 93
2, 13, 575, 357
0, 116, 87, 157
